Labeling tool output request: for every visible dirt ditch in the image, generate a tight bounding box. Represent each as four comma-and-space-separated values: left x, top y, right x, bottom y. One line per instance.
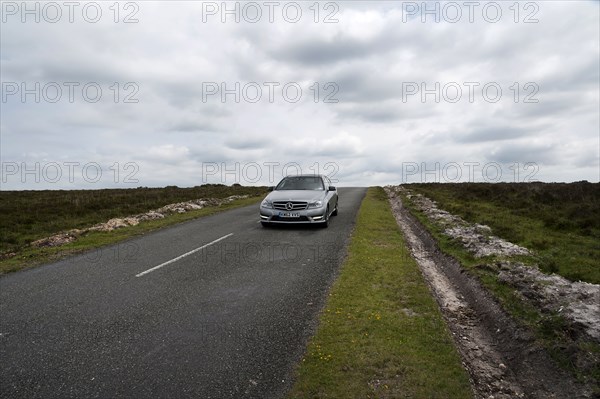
385, 186, 596, 399
398, 188, 600, 344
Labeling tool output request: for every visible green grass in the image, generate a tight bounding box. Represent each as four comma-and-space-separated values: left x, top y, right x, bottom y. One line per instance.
408, 182, 600, 284
287, 187, 473, 399
0, 191, 262, 275
399, 184, 600, 386
0, 184, 267, 254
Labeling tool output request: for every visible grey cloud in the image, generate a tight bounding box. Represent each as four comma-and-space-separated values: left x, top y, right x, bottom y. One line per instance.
332, 67, 409, 104
334, 100, 433, 124
456, 126, 529, 143
283, 145, 360, 159
574, 149, 600, 169
336, 106, 401, 124
224, 137, 267, 150
168, 120, 222, 133
268, 34, 396, 66
487, 144, 558, 165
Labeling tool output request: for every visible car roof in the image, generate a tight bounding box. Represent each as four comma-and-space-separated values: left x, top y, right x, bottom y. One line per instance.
283, 174, 325, 178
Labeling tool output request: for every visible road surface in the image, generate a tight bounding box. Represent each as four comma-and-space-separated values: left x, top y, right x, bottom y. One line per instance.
0, 187, 367, 398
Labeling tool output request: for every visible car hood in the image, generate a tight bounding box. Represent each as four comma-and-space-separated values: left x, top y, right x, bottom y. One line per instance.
266, 190, 327, 202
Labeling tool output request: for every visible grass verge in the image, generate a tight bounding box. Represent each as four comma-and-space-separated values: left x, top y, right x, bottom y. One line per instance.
408, 182, 599, 284
286, 187, 473, 399
0, 184, 267, 253
0, 196, 261, 275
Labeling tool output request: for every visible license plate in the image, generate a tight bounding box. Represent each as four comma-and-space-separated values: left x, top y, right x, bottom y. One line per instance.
279, 212, 300, 218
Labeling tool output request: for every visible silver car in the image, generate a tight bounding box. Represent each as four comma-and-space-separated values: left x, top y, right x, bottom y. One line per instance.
259, 175, 338, 227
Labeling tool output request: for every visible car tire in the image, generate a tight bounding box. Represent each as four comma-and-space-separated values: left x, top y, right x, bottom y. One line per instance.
321, 206, 330, 228
261, 221, 271, 228
332, 201, 338, 216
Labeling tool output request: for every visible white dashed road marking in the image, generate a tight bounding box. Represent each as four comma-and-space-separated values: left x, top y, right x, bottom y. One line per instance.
135, 233, 234, 277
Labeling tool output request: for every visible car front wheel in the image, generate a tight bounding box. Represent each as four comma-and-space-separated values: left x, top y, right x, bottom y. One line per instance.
321, 206, 330, 228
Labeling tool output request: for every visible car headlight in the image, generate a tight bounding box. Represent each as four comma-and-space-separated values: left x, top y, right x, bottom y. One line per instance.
261, 199, 273, 208
308, 200, 323, 208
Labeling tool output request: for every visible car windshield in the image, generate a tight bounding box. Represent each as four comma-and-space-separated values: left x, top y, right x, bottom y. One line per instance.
276, 176, 324, 191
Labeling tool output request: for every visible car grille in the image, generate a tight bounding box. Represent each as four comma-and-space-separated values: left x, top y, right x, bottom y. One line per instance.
273, 201, 308, 210
271, 215, 310, 222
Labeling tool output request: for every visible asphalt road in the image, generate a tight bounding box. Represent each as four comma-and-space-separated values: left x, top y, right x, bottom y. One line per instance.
0, 187, 367, 399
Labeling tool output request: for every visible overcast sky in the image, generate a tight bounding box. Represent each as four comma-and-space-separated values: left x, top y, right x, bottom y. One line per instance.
1, 0, 599, 189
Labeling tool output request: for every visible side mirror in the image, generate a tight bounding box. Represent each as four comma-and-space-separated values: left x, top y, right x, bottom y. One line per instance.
268, 186, 274, 192
329, 186, 336, 191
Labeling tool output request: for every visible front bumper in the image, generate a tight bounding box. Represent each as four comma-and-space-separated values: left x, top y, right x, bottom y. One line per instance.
259, 206, 327, 224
